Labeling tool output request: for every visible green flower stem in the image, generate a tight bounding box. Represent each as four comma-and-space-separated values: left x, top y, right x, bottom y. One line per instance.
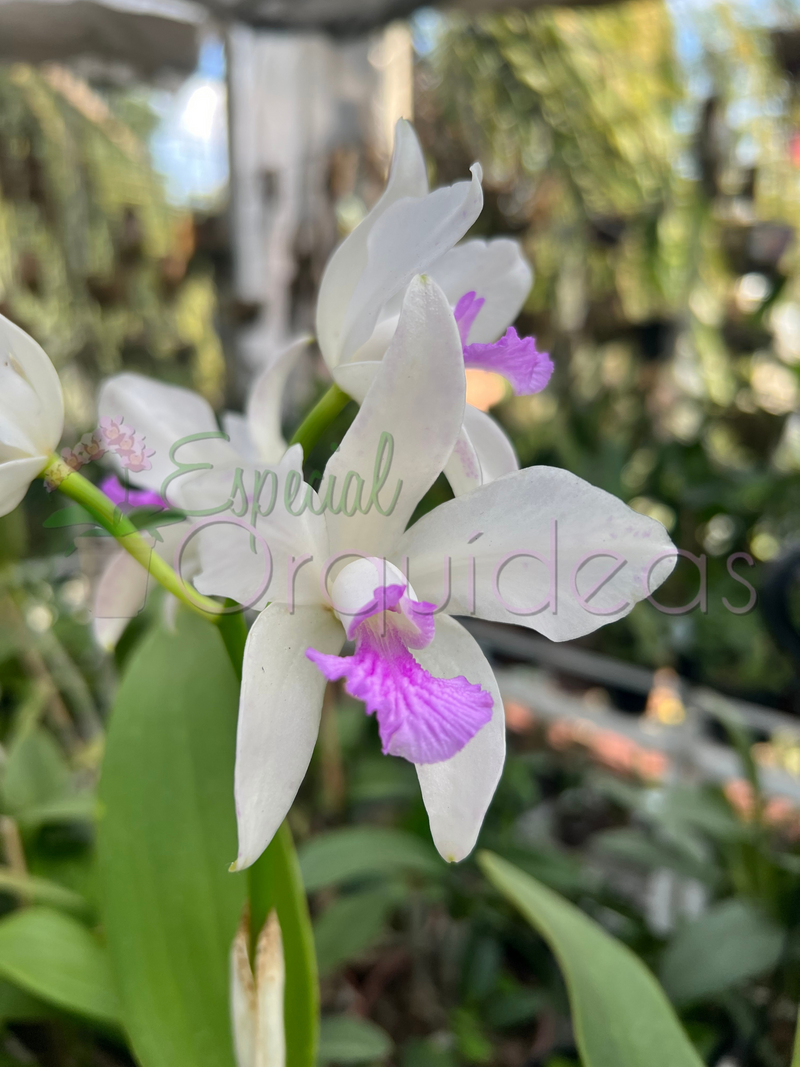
288, 383, 350, 456
42, 456, 222, 622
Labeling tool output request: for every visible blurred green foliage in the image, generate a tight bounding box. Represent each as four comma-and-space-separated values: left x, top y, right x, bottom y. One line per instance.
417, 1, 800, 705
0, 61, 225, 435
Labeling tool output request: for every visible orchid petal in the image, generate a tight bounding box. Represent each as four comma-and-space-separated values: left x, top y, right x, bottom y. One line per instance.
464, 329, 553, 395
308, 558, 491, 764
97, 373, 238, 500
0, 367, 42, 455
188, 446, 328, 609
322, 276, 466, 562
308, 636, 492, 765
0, 314, 63, 454
91, 548, 150, 650
90, 522, 192, 649
316, 120, 428, 370
221, 412, 254, 463
0, 456, 46, 518
413, 616, 505, 862
339, 165, 483, 364
442, 426, 482, 497
443, 405, 518, 497
245, 337, 309, 463
427, 238, 533, 344
233, 604, 343, 870
397, 465, 677, 642
331, 360, 379, 404
462, 404, 519, 484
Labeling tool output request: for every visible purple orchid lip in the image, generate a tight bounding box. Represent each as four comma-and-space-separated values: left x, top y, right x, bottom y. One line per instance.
454, 290, 554, 395
307, 580, 493, 765
100, 473, 165, 511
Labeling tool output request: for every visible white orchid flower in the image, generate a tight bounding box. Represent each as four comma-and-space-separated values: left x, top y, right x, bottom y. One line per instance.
90, 340, 307, 647
230, 910, 285, 1067
0, 314, 64, 517
187, 276, 676, 869
316, 120, 550, 496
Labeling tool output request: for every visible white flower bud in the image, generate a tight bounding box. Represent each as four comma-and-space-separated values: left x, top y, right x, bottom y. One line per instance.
230, 909, 286, 1067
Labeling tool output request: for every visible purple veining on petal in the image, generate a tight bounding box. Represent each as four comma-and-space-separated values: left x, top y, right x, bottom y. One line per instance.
453, 291, 485, 346
100, 473, 164, 510
307, 582, 493, 764
463, 328, 554, 395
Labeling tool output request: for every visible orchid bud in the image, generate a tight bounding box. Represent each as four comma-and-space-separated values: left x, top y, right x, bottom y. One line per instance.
0, 314, 64, 517
230, 909, 286, 1067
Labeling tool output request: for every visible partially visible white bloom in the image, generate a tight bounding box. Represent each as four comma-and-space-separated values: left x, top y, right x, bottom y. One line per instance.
90, 519, 198, 650
89, 339, 308, 648
230, 910, 285, 1067
0, 314, 64, 517
315, 119, 541, 497
96, 336, 308, 506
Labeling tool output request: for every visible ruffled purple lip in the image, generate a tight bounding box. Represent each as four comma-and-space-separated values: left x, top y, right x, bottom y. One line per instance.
454, 291, 554, 396
307, 582, 493, 765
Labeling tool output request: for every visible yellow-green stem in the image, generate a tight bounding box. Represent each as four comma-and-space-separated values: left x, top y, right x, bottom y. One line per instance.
41, 456, 222, 622
288, 383, 350, 456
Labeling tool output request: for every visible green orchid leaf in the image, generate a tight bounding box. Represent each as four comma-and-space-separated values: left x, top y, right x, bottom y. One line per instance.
660, 899, 784, 1005
0, 907, 120, 1025
314, 883, 403, 976
299, 827, 441, 892
97, 610, 245, 1067
479, 851, 704, 1067
318, 1016, 393, 1064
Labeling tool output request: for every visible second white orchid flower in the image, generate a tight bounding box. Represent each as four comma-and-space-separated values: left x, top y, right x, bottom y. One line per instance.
90, 341, 308, 647
316, 120, 551, 496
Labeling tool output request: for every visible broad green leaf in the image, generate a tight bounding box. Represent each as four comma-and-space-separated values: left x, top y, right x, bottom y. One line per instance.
318, 1016, 393, 1064
0, 907, 120, 1025
250, 821, 320, 1067
793, 1009, 800, 1067
314, 885, 402, 976
479, 851, 703, 1067
97, 611, 245, 1067
660, 899, 784, 1005
299, 827, 441, 892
